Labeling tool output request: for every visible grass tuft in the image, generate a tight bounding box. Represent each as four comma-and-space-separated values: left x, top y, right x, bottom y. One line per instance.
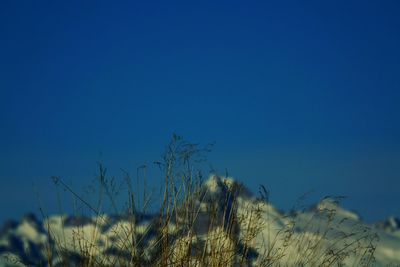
40, 135, 378, 267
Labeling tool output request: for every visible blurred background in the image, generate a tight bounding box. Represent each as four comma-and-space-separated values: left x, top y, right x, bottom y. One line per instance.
0, 1, 399, 224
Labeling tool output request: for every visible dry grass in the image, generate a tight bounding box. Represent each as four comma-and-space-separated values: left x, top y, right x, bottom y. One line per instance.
40, 135, 378, 267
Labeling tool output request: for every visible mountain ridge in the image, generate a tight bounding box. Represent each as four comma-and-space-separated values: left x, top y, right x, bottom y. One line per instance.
1, 175, 399, 266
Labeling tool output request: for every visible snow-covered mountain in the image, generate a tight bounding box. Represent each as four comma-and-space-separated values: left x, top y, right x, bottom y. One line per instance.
1, 175, 399, 266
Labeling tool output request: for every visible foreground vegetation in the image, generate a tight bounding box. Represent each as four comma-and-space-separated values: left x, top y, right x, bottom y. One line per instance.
37, 135, 378, 267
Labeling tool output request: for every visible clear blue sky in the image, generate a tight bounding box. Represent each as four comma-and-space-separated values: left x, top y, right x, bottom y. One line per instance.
0, 1, 399, 223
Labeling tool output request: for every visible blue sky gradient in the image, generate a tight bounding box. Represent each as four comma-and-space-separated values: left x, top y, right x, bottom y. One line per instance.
0, 1, 399, 223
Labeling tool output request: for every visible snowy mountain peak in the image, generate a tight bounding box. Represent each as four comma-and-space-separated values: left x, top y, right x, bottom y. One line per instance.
312, 197, 361, 221
202, 175, 255, 200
